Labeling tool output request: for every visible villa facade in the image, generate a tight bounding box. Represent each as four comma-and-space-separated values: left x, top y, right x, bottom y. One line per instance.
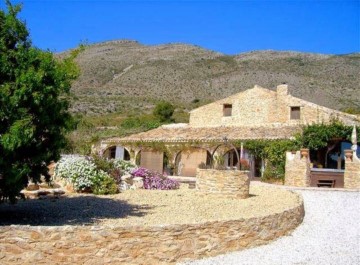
96, 84, 359, 178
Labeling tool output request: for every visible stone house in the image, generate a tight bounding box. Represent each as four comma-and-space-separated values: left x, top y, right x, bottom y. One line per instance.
96, 84, 359, 179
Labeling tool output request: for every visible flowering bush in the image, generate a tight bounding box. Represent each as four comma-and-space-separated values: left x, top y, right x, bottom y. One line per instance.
55, 156, 97, 191
54, 155, 118, 194
113, 159, 137, 176
131, 167, 179, 190
131, 167, 155, 178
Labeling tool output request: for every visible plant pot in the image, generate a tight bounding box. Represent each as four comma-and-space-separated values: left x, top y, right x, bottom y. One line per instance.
344, 149, 353, 161
300, 148, 309, 159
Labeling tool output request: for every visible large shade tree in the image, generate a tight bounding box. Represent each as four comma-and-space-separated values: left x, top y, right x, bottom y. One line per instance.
0, 1, 79, 202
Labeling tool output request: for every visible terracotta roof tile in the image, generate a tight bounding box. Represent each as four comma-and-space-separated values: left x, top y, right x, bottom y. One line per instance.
104, 125, 302, 144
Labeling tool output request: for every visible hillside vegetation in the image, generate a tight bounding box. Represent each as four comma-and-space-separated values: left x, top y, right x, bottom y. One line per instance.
66, 40, 360, 115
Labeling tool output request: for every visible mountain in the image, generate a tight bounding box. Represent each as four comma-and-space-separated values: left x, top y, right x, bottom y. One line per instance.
65, 40, 360, 115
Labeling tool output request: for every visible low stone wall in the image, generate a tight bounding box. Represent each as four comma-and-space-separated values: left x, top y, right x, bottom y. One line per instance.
0, 194, 304, 265
196, 169, 250, 198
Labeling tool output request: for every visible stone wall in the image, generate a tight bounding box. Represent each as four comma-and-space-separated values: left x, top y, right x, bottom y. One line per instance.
196, 169, 250, 198
189, 84, 359, 128
284, 150, 311, 187
0, 196, 304, 265
344, 151, 360, 189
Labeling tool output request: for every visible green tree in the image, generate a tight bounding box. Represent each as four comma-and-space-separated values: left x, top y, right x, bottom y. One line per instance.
0, 1, 79, 203
153, 101, 175, 122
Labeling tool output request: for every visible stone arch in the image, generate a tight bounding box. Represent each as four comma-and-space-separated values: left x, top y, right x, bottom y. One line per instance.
175, 147, 212, 177
103, 145, 131, 160
223, 148, 251, 170
135, 149, 171, 174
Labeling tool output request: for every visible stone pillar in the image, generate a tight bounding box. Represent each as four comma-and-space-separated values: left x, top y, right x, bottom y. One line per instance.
284, 149, 310, 187
344, 150, 360, 189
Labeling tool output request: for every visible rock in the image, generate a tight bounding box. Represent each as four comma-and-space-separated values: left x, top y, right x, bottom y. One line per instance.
51, 189, 65, 195
119, 181, 131, 191
20, 190, 39, 199
121, 174, 133, 185
132, 177, 144, 189
39, 182, 61, 189
26, 182, 39, 191
121, 174, 132, 181
37, 190, 51, 196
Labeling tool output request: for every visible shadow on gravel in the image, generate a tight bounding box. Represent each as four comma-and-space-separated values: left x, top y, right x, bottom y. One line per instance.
0, 195, 152, 226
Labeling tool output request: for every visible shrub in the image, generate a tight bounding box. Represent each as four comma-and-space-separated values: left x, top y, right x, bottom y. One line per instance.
131, 167, 179, 190
120, 115, 161, 130
55, 156, 97, 191
113, 159, 137, 176
239, 159, 250, 170
153, 101, 175, 122
92, 170, 118, 195
54, 156, 119, 194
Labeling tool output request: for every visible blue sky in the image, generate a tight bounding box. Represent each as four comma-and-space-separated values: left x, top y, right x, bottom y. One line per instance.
1, 0, 359, 55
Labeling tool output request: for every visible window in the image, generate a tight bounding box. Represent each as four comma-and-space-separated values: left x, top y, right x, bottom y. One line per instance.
290, 106, 301, 120
223, 104, 232, 117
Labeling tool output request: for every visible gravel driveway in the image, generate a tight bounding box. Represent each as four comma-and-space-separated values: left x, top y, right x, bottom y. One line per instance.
179, 186, 360, 265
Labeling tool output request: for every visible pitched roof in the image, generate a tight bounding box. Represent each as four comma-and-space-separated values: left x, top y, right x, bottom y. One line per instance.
104, 124, 302, 144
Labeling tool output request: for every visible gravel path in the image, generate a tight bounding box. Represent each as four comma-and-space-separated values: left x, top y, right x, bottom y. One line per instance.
0, 185, 299, 227
179, 187, 360, 265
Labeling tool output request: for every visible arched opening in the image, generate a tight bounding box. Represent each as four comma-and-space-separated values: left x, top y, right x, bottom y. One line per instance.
103, 146, 130, 160
223, 148, 250, 170
136, 150, 169, 174
175, 148, 212, 177
163, 153, 172, 176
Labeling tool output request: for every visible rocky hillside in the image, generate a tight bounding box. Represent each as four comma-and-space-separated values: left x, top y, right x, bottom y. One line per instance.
66, 40, 360, 115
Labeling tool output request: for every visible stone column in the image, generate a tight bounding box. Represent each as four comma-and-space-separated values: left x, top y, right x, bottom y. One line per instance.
284, 149, 310, 187
344, 150, 360, 189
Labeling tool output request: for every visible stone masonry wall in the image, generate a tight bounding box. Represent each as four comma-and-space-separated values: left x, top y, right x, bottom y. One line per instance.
0, 197, 304, 265
189, 85, 359, 128
284, 150, 310, 187
344, 152, 360, 189
196, 169, 250, 198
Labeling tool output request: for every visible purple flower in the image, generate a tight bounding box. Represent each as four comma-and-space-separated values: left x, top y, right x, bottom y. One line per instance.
131, 167, 179, 190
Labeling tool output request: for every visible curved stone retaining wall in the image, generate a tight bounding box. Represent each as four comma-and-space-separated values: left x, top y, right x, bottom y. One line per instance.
196, 169, 250, 198
0, 194, 304, 265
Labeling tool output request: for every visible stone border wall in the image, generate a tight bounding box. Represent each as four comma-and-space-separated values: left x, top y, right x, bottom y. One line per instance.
0, 194, 304, 265
196, 169, 250, 198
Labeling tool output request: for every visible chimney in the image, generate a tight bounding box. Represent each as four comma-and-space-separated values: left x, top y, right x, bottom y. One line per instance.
277, 83, 288, 96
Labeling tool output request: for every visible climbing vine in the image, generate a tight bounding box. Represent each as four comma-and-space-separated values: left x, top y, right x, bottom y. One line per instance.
298, 120, 358, 150
239, 139, 300, 181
